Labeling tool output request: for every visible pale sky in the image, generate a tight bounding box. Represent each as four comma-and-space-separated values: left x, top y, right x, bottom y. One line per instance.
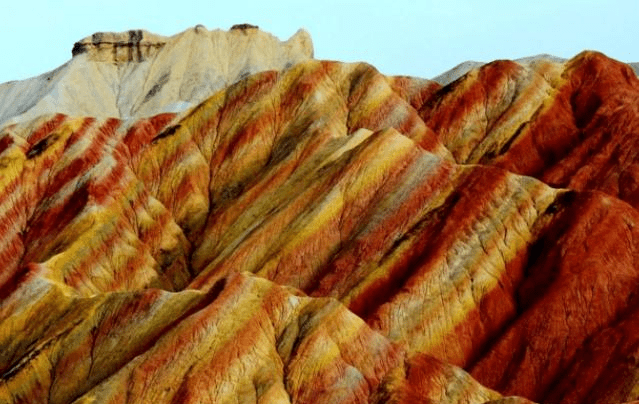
1, 0, 636, 84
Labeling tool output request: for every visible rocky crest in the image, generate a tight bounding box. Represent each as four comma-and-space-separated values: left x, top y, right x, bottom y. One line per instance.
2, 27, 639, 404
71, 30, 167, 62
0, 25, 313, 126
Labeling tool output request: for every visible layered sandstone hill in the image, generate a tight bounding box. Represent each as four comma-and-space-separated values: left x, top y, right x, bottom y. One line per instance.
2, 26, 639, 404
432, 54, 638, 86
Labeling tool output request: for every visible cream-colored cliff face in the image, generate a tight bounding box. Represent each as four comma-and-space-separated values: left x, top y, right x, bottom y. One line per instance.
0, 25, 313, 127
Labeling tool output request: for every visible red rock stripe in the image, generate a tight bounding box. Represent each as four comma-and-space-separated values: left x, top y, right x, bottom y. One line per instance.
25, 113, 67, 147
470, 191, 639, 400
347, 167, 508, 321
310, 157, 457, 299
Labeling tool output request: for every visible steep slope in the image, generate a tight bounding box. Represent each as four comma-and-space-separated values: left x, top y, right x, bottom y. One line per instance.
0, 25, 312, 127
1, 272, 401, 404
3, 28, 639, 404
420, 51, 639, 210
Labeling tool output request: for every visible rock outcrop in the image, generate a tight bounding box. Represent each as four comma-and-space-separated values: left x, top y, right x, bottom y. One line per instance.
0, 25, 312, 127
2, 26, 639, 404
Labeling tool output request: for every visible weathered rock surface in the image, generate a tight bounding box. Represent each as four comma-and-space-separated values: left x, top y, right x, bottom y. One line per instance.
0, 26, 312, 127
2, 27, 639, 404
420, 52, 639, 209
432, 54, 637, 86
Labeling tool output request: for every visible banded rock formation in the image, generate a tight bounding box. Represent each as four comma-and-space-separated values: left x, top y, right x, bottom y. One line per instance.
432, 54, 638, 86
2, 26, 639, 404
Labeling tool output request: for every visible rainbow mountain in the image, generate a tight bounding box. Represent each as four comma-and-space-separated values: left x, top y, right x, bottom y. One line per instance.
2, 25, 639, 404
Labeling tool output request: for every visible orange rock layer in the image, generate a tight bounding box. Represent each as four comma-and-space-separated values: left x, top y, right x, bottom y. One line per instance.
2, 53, 639, 404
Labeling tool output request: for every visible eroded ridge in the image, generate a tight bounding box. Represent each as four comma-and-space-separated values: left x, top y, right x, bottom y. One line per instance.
2, 50, 639, 404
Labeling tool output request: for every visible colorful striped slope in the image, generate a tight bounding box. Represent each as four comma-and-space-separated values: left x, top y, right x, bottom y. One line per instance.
2, 29, 639, 404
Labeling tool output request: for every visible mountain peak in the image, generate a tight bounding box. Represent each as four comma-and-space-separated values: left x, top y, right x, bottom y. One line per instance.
69, 25, 312, 63
0, 26, 314, 126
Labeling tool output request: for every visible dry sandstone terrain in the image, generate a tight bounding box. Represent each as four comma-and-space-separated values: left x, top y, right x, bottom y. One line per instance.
1, 25, 639, 404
